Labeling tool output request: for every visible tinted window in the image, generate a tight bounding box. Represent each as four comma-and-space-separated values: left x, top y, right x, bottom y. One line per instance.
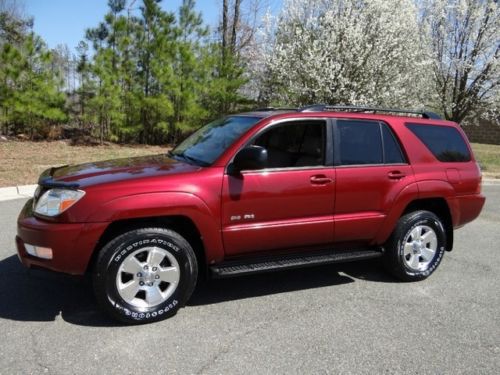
406, 123, 471, 162
253, 121, 325, 168
172, 116, 260, 165
337, 120, 383, 165
382, 123, 406, 163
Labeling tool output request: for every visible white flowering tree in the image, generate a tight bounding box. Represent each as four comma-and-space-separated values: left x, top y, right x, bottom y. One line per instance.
422, 0, 499, 123
255, 0, 434, 108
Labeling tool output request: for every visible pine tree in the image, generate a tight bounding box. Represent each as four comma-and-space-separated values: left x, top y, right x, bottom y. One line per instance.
167, 0, 209, 143
1, 20, 66, 137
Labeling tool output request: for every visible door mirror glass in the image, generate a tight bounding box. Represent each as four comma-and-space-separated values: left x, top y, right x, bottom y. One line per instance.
230, 146, 268, 173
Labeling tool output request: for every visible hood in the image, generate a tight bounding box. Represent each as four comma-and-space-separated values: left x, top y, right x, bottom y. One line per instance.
40, 154, 201, 188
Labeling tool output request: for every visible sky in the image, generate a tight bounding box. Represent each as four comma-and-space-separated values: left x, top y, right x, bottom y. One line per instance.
25, 0, 226, 53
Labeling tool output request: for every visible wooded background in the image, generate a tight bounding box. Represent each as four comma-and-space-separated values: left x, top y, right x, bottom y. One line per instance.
0, 0, 498, 144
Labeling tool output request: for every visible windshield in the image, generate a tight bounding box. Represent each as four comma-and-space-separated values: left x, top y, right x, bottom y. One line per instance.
171, 116, 261, 165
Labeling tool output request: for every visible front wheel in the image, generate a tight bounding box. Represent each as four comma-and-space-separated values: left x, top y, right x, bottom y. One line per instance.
384, 210, 446, 281
93, 227, 198, 324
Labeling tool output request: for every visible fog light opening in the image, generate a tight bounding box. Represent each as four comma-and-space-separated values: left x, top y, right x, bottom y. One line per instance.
24, 244, 53, 259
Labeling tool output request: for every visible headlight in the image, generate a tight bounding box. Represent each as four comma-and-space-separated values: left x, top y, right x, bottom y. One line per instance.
34, 189, 85, 217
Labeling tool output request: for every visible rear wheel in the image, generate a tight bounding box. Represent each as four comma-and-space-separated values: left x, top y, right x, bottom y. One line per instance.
93, 227, 198, 324
384, 210, 446, 281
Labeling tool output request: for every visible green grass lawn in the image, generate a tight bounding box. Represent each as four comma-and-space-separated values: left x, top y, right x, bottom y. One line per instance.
471, 143, 500, 179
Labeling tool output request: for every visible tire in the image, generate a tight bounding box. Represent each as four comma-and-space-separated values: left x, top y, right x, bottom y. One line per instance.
384, 210, 446, 282
92, 227, 198, 324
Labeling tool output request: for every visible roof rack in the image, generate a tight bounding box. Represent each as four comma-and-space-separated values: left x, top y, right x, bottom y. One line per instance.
298, 104, 442, 120
253, 107, 297, 112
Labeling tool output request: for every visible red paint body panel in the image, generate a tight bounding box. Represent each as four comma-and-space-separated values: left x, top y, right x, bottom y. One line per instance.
16, 200, 107, 274
86, 191, 225, 263
334, 164, 415, 242
16, 111, 485, 275
222, 168, 335, 254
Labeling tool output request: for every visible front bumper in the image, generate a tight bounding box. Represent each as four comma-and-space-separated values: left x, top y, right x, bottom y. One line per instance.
16, 199, 108, 275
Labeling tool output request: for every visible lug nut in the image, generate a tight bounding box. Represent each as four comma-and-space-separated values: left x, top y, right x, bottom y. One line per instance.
155, 275, 160, 279
143, 265, 149, 270
137, 272, 142, 277
139, 281, 145, 286
152, 267, 158, 272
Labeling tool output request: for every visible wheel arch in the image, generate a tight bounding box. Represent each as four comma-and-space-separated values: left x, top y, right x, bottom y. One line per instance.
83, 192, 224, 273
376, 197, 454, 252
401, 198, 453, 251
86, 215, 208, 276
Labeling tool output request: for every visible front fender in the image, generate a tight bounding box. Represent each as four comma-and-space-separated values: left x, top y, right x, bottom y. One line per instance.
86, 192, 224, 263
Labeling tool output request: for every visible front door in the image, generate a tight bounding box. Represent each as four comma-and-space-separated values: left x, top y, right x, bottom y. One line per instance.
221, 120, 335, 256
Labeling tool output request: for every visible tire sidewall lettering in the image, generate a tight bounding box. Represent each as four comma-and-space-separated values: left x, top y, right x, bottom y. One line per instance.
398, 216, 446, 277
106, 234, 186, 322
113, 299, 179, 321
113, 238, 180, 263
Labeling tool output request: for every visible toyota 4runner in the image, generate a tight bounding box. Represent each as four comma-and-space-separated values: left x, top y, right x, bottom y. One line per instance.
16, 105, 485, 323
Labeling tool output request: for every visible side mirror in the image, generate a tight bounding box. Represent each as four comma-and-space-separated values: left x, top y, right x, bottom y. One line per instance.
230, 145, 268, 174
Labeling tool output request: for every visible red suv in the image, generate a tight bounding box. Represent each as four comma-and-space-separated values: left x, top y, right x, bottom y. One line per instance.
16, 105, 485, 323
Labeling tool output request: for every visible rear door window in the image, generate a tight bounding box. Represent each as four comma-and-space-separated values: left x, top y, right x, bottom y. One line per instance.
336, 120, 405, 165
406, 123, 471, 162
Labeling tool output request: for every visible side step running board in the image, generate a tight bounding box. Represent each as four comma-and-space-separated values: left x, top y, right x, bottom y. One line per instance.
210, 248, 384, 278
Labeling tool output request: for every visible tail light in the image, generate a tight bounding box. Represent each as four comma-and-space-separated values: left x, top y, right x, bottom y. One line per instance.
475, 162, 482, 194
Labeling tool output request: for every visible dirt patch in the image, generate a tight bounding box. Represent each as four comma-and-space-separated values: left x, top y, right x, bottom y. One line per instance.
0, 140, 168, 187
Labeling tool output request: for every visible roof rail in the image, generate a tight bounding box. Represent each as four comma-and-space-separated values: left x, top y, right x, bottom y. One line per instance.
298, 104, 442, 120
253, 107, 297, 112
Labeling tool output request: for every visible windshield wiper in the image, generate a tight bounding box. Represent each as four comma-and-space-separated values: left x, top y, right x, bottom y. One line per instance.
169, 151, 209, 167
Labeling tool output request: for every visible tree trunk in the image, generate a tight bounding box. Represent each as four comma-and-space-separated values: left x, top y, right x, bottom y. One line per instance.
231, 0, 241, 54
222, 0, 228, 65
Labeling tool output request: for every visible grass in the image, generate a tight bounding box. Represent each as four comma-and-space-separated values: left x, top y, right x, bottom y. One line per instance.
471, 143, 500, 179
0, 140, 499, 187
0, 140, 167, 187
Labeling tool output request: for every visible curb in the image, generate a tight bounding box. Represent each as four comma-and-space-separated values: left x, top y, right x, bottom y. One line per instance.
0, 184, 37, 202
482, 178, 500, 186
0, 178, 499, 202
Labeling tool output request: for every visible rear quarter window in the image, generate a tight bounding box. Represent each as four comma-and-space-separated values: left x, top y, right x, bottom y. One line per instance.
406, 123, 471, 162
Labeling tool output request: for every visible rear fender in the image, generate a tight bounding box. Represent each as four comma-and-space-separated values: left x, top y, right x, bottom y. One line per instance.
374, 180, 455, 244
373, 182, 419, 244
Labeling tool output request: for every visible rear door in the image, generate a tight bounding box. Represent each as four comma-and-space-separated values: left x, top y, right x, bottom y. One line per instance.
221, 119, 335, 256
333, 119, 414, 242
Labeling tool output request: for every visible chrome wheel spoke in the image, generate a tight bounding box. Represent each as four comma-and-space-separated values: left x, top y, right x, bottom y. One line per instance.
422, 231, 438, 249
158, 266, 179, 284
421, 247, 435, 262
410, 254, 420, 270
118, 280, 140, 303
404, 242, 414, 256
146, 286, 164, 305
410, 227, 421, 241
121, 256, 143, 275
424, 232, 437, 251
147, 248, 165, 267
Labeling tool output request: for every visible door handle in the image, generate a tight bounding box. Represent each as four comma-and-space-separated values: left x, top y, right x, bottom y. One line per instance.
310, 175, 333, 185
388, 171, 406, 180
